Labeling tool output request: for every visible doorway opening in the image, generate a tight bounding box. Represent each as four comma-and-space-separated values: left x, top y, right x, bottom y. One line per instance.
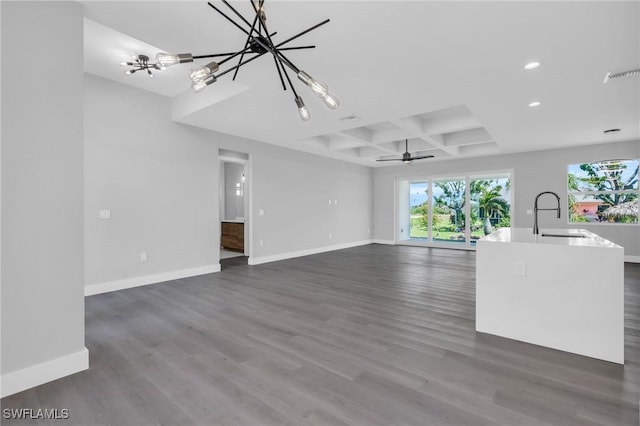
219, 149, 251, 267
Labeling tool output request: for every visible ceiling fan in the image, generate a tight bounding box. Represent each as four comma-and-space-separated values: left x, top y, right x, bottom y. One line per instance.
376, 139, 434, 164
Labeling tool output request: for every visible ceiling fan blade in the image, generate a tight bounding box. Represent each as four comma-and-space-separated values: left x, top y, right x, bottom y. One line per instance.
376, 158, 403, 162
409, 155, 435, 160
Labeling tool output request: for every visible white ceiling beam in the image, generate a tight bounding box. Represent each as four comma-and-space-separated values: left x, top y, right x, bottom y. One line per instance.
328, 135, 367, 151
442, 128, 493, 146
341, 127, 373, 142
358, 146, 393, 158
303, 136, 331, 150
423, 134, 461, 157
423, 116, 483, 136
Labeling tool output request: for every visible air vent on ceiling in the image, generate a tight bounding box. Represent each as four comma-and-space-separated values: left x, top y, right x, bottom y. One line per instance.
603, 68, 640, 83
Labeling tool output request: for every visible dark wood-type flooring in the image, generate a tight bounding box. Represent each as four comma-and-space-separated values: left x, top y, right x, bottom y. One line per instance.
3, 244, 640, 425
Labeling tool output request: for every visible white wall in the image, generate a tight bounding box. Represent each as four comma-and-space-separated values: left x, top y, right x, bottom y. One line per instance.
1, 1, 87, 396
223, 162, 245, 220
84, 74, 220, 290
373, 140, 640, 258
84, 74, 373, 288
247, 142, 373, 260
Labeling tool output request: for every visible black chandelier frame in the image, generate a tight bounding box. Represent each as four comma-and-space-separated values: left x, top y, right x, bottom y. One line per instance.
150, 0, 339, 121
121, 54, 164, 78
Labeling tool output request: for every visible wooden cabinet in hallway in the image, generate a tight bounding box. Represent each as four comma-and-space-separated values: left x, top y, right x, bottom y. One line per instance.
221, 221, 244, 251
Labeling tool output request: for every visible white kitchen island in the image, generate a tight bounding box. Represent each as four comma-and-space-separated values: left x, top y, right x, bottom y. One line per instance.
476, 227, 624, 364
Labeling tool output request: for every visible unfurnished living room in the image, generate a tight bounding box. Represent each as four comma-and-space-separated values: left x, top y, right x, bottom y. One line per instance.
1, 1, 640, 425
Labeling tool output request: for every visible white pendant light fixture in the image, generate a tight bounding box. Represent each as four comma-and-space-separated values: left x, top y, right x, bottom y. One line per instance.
149, 0, 340, 121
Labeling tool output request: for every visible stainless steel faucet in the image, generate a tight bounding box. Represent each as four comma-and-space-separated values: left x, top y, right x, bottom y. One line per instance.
533, 191, 561, 234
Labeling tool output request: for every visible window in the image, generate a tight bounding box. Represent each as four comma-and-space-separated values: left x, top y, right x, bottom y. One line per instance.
400, 172, 511, 247
568, 159, 639, 224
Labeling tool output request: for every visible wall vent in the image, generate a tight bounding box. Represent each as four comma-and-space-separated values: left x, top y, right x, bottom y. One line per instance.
603, 68, 640, 83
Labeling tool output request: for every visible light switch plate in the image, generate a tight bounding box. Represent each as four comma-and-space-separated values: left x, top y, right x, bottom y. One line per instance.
514, 260, 526, 276
259, 209, 264, 216
99, 209, 111, 220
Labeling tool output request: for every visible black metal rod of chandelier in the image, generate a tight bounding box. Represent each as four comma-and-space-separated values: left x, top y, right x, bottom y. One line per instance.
152, 0, 339, 121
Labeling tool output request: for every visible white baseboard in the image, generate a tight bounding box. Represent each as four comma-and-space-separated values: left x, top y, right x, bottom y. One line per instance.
85, 264, 221, 296
625, 255, 640, 263
372, 239, 395, 245
1, 347, 89, 398
248, 240, 373, 266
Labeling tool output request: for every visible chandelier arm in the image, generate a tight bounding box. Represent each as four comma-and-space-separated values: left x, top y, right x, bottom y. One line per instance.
231, 49, 249, 81
215, 52, 267, 79
272, 56, 287, 90
250, 2, 286, 90
207, 2, 252, 37
274, 19, 330, 48
250, 0, 266, 36
221, 0, 253, 29
255, 3, 278, 53
231, 38, 255, 81
251, 2, 273, 37
273, 50, 300, 74
192, 51, 250, 59
191, 42, 257, 67
219, 44, 257, 66
231, 4, 264, 80
241, 32, 298, 75
269, 50, 287, 90
278, 57, 300, 98
278, 45, 316, 51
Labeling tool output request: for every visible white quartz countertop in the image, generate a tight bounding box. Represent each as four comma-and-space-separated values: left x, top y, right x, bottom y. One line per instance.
221, 219, 245, 223
480, 227, 621, 248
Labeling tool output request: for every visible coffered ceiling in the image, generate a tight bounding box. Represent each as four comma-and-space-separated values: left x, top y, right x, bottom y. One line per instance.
83, 1, 639, 167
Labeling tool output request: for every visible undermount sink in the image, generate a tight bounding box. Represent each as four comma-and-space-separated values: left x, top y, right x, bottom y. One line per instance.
541, 233, 587, 238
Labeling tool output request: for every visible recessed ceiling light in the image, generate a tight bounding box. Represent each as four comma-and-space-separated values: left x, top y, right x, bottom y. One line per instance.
528, 101, 541, 107
524, 62, 540, 70
340, 115, 361, 122
603, 128, 621, 134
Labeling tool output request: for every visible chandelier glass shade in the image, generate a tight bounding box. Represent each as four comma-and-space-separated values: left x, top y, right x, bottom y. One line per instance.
152, 0, 340, 121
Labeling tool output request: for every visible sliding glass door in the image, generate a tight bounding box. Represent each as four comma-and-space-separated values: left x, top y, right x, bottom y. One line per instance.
409, 182, 428, 239
400, 172, 511, 247
432, 178, 466, 244
469, 176, 511, 245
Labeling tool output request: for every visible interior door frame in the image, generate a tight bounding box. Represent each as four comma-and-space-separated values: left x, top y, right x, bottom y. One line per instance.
219, 154, 251, 258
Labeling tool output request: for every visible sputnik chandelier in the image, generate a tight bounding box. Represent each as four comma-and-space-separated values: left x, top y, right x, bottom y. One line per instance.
120, 54, 164, 78
149, 0, 339, 121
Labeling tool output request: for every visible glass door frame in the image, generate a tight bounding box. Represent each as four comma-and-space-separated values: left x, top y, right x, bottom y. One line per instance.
395, 169, 514, 249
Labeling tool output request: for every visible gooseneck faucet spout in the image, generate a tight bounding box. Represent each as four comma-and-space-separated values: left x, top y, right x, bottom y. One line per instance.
533, 191, 561, 235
